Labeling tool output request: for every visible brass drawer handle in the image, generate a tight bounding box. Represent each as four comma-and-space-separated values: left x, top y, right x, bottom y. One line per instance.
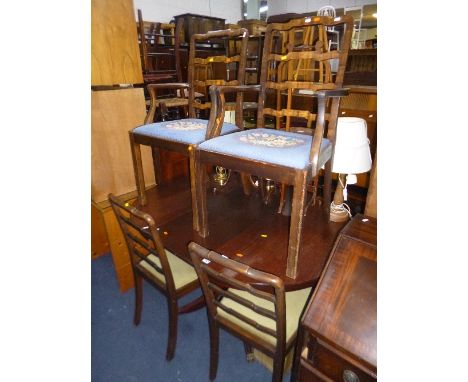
343, 369, 359, 382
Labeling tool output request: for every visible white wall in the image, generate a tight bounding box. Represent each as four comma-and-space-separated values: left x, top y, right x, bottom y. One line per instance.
268, 0, 377, 17
133, 0, 242, 24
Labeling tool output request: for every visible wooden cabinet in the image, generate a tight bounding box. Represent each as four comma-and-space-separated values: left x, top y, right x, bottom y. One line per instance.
174, 13, 225, 44
294, 215, 377, 381
91, 194, 138, 292
91, 87, 156, 202
344, 49, 377, 87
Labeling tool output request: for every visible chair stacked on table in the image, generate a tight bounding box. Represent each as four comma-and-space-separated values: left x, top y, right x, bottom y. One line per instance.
130, 27, 249, 232
193, 15, 354, 279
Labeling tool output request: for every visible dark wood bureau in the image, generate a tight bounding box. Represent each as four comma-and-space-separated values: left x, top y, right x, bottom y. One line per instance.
293, 214, 377, 382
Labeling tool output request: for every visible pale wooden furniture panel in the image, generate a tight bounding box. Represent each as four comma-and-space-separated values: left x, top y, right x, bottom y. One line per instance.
92, 196, 137, 292
91, 0, 143, 85
91, 87, 155, 203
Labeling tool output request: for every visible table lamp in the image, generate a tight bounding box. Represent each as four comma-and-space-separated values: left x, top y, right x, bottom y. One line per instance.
330, 117, 372, 222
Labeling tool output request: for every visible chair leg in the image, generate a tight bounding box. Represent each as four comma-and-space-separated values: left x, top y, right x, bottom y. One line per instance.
129, 133, 147, 205
194, 151, 209, 237
240, 173, 252, 196
151, 146, 163, 186
277, 183, 287, 214
324, 161, 332, 213
133, 273, 143, 326
272, 355, 285, 382
189, 147, 199, 232
209, 319, 220, 381
286, 172, 308, 279
243, 342, 254, 362
166, 298, 178, 361
290, 326, 306, 382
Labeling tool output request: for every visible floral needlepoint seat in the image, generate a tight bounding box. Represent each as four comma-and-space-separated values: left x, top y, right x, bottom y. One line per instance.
132, 118, 239, 145
199, 128, 332, 170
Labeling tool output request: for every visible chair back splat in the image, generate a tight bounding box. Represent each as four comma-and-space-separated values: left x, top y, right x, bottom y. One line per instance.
109, 193, 200, 361
189, 242, 311, 382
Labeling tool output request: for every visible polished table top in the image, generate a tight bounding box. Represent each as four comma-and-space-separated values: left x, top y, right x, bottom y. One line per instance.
137, 175, 346, 291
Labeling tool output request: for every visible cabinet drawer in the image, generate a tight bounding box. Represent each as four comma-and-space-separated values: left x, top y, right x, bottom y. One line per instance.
307, 338, 376, 382
298, 358, 333, 381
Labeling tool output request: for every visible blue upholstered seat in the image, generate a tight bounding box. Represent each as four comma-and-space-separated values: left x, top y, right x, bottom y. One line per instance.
198, 128, 332, 170
132, 118, 240, 145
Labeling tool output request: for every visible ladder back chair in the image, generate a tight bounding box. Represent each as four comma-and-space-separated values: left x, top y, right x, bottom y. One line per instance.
317, 6, 340, 50
193, 16, 354, 279
138, 10, 190, 121
109, 194, 200, 361
188, 242, 312, 382
130, 28, 249, 233
137, 9, 183, 84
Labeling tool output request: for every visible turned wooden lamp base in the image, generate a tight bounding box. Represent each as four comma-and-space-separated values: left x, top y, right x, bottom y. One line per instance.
330, 173, 351, 223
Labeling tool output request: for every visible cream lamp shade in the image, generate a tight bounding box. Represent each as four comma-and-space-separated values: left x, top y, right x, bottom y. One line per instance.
332, 117, 372, 175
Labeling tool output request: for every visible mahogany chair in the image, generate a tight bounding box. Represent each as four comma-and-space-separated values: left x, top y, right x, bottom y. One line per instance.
137, 10, 191, 121
108, 193, 200, 361
137, 9, 183, 85
188, 242, 311, 382
193, 16, 354, 279
130, 28, 249, 232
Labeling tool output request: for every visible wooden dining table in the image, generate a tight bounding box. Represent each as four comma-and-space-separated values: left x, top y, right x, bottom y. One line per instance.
137, 173, 346, 291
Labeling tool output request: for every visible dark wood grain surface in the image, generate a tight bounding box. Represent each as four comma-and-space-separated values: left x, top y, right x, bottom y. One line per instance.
298, 214, 377, 380
137, 174, 346, 291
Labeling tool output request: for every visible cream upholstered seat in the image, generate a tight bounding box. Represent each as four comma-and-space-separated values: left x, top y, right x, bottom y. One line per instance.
139, 250, 198, 290
218, 287, 311, 346
188, 241, 310, 382
109, 194, 200, 361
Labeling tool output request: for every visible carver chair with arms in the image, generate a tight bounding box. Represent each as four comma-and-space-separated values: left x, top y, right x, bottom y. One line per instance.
188, 242, 312, 382
108, 193, 200, 361
130, 28, 249, 231
193, 16, 354, 279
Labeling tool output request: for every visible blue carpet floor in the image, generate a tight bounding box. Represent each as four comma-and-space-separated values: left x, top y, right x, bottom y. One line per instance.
92, 254, 291, 381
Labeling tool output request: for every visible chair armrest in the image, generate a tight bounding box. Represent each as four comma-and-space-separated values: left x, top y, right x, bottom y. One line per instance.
147, 83, 190, 90
295, 88, 349, 98
145, 83, 190, 124
206, 85, 261, 139
316, 88, 349, 97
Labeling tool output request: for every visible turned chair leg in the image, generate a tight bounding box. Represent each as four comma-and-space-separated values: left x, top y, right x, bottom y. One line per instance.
133, 274, 143, 325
